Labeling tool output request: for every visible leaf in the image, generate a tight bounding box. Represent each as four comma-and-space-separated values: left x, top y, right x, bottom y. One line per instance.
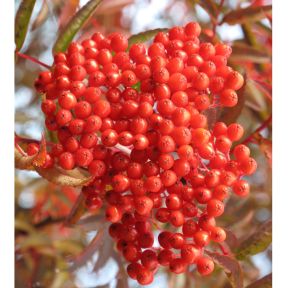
230, 43, 270, 64
36, 165, 93, 187
93, 230, 113, 272
235, 220, 272, 260
32, 135, 47, 167
224, 229, 240, 251
64, 193, 86, 226
221, 5, 272, 25
17, 234, 51, 249
69, 225, 108, 271
53, 0, 103, 53
15, 147, 36, 170
246, 273, 272, 288
203, 106, 222, 130
206, 251, 244, 288
95, 0, 133, 15
15, 0, 37, 51
58, 0, 80, 29
245, 79, 270, 112
76, 214, 105, 231
15, 135, 47, 170
15, 146, 93, 186
15, 147, 93, 186
193, 0, 219, 21
254, 133, 272, 167
32, 184, 78, 223
15, 219, 36, 234
219, 75, 247, 124
128, 28, 168, 48
31, 0, 49, 30
252, 79, 272, 101
53, 240, 83, 255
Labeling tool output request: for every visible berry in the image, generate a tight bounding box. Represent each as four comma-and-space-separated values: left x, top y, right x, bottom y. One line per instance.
34, 23, 256, 285
197, 257, 214, 275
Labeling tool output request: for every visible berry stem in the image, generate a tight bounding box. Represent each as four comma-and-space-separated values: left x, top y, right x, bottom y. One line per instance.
242, 114, 272, 144
16, 51, 51, 69
218, 243, 229, 255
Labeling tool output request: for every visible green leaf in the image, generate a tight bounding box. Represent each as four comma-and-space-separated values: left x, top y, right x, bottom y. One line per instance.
235, 220, 272, 260
246, 273, 272, 288
230, 43, 270, 64
53, 0, 103, 53
219, 75, 247, 125
15, 0, 37, 51
128, 28, 168, 48
206, 251, 244, 288
221, 5, 272, 25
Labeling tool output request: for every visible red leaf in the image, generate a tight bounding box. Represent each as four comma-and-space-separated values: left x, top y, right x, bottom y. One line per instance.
219, 75, 247, 124
15, 135, 47, 170
221, 5, 272, 25
206, 251, 244, 288
246, 273, 272, 288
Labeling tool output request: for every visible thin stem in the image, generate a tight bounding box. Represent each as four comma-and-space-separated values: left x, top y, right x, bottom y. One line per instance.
16, 51, 51, 69
242, 115, 272, 145
212, 0, 225, 35
218, 244, 229, 255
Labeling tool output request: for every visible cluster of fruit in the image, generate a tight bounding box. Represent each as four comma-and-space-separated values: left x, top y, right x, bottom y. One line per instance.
32, 22, 257, 285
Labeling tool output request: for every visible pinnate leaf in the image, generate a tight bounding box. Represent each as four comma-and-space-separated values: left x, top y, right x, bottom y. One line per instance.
221, 5, 272, 25
235, 220, 272, 260
53, 0, 103, 53
206, 251, 244, 288
15, 0, 37, 51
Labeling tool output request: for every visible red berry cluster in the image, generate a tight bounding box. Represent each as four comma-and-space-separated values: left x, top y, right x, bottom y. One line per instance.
33, 22, 257, 285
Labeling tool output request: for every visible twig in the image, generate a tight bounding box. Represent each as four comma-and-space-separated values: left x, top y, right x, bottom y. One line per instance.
16, 51, 51, 69
242, 115, 272, 145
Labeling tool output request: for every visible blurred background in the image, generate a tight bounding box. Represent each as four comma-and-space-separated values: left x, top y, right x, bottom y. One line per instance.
15, 0, 272, 287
